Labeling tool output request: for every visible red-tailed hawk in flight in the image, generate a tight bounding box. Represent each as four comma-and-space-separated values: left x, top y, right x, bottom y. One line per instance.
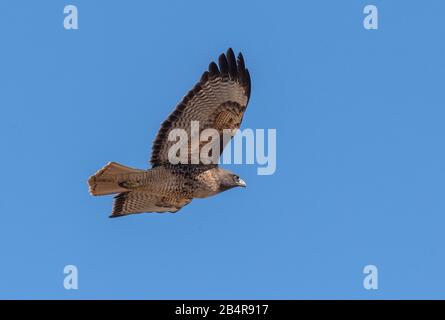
88, 48, 251, 218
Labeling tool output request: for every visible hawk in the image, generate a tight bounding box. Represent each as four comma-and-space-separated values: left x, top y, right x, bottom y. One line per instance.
88, 48, 251, 218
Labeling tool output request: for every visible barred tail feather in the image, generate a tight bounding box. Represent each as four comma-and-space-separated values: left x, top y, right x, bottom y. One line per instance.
88, 162, 144, 196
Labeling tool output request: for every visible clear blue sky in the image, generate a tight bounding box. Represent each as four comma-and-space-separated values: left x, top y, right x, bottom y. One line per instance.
1, 0, 444, 299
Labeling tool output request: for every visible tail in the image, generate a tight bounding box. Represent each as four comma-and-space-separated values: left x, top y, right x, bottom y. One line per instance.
88, 162, 144, 196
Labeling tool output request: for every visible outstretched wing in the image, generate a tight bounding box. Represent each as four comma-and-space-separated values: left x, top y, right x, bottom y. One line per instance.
110, 192, 192, 218
150, 48, 251, 167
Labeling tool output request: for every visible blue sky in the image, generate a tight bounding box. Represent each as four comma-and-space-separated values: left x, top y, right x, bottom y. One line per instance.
1, 0, 444, 299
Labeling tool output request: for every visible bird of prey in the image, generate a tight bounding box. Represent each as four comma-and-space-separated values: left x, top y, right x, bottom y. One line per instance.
88, 48, 251, 218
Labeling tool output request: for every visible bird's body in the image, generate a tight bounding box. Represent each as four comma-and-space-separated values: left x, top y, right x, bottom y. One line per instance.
90, 163, 237, 199
88, 48, 251, 218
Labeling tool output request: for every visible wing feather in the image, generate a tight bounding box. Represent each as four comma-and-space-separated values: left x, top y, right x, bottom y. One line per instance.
111, 192, 192, 218
150, 48, 251, 167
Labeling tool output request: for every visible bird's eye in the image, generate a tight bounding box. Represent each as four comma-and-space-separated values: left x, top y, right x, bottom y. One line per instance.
233, 175, 240, 182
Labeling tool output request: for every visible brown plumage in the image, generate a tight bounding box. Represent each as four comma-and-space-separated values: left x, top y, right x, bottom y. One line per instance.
88, 48, 251, 218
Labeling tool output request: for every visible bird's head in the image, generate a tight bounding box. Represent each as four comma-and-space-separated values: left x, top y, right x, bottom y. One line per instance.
216, 168, 247, 191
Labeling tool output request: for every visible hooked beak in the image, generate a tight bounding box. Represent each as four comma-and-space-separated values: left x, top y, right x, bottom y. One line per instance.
237, 178, 247, 188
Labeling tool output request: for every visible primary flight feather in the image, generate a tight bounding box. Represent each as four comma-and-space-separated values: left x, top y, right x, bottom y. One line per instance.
88, 48, 251, 218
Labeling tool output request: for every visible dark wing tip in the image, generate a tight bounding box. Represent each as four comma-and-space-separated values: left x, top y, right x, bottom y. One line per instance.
206, 49, 250, 98
234, 51, 251, 101
218, 53, 229, 76
200, 71, 209, 82
237, 52, 246, 71
109, 214, 125, 219
111, 192, 130, 217
226, 48, 237, 79
208, 61, 220, 77
244, 68, 251, 102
